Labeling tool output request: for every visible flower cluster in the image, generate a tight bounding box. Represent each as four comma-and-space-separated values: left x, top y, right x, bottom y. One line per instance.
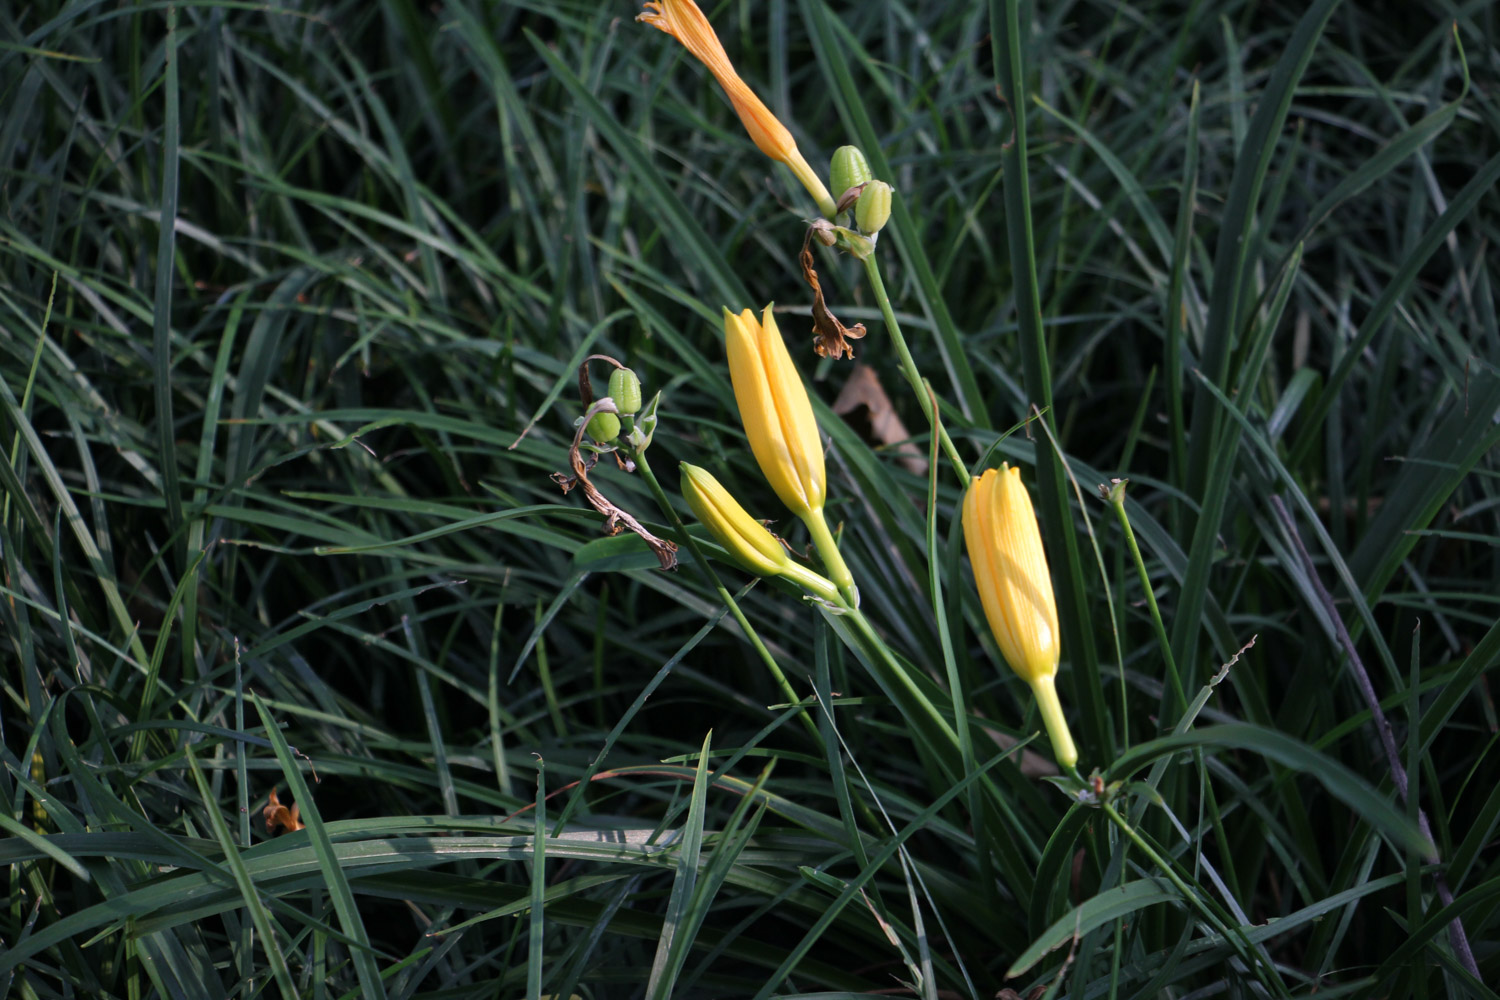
636, 0, 1078, 770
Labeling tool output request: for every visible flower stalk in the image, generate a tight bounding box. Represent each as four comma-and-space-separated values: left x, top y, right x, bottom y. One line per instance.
861, 254, 968, 484
1105, 478, 1187, 713
624, 444, 825, 748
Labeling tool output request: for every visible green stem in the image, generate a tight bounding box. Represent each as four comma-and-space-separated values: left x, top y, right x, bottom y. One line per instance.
843, 606, 954, 742
861, 253, 969, 485
630, 447, 824, 749
1100, 800, 1271, 982
843, 603, 1042, 867
1030, 674, 1078, 769
785, 148, 838, 220
781, 560, 843, 606
1109, 487, 1188, 713
1101, 800, 1200, 903
802, 507, 857, 606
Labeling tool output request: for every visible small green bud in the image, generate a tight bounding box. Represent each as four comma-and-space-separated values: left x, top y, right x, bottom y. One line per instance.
829, 145, 872, 203
585, 410, 620, 443
855, 180, 892, 235
608, 367, 642, 415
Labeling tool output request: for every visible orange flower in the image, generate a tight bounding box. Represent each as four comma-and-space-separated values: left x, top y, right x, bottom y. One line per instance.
638, 0, 836, 218
263, 787, 305, 834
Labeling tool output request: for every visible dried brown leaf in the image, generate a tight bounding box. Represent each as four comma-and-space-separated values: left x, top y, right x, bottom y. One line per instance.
831, 364, 928, 476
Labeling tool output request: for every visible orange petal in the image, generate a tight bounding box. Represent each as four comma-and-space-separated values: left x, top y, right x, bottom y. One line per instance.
263, 787, 306, 834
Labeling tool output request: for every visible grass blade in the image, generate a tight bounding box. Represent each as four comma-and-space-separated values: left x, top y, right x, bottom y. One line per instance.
645, 730, 712, 1000
252, 693, 389, 1000
990, 0, 1107, 756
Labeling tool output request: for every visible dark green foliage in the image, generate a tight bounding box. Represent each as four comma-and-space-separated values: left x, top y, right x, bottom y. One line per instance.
1, 0, 1497, 997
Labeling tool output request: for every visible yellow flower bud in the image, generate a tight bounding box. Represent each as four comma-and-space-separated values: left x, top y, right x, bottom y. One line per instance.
681, 463, 841, 602
637, 0, 836, 218
855, 180, 892, 235
681, 463, 788, 576
723, 305, 825, 518
723, 304, 857, 603
962, 465, 1078, 768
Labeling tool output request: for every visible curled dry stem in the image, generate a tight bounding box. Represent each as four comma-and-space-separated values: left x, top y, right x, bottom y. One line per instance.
574, 353, 628, 410
550, 355, 678, 570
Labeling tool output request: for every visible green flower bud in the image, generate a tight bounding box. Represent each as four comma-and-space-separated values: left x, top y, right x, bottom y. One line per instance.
585, 410, 621, 443
855, 180, 892, 235
608, 367, 642, 415
829, 145, 872, 203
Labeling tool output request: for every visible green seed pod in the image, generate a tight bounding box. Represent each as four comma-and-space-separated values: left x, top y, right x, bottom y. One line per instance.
829, 145, 872, 202
855, 180, 893, 235
585, 410, 621, 443
608, 367, 642, 415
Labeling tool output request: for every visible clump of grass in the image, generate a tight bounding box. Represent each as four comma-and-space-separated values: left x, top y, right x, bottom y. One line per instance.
1, 2, 1497, 997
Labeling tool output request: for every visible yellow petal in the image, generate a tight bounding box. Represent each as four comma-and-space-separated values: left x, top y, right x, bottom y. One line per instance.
724, 305, 825, 516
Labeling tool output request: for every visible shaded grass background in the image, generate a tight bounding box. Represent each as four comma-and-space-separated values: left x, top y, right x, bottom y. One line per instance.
2, 0, 1499, 996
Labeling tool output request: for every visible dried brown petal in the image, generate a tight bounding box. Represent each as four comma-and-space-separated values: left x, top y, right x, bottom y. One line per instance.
800, 232, 867, 361
834, 182, 866, 215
